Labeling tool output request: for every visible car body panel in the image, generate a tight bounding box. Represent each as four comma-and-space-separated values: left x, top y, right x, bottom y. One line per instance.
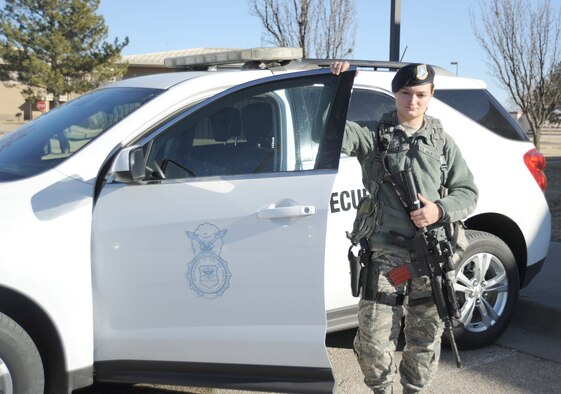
428, 99, 551, 266
92, 173, 335, 367
0, 170, 94, 373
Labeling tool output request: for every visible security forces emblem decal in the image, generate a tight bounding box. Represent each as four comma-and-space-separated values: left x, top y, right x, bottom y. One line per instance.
186, 223, 232, 299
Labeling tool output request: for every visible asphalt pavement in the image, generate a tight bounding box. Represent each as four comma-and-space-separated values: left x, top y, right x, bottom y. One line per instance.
511, 241, 561, 336
495, 241, 561, 364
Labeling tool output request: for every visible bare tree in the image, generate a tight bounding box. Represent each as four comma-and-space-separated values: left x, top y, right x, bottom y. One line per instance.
315, 0, 356, 58
551, 63, 561, 126
472, 0, 561, 150
248, 0, 356, 59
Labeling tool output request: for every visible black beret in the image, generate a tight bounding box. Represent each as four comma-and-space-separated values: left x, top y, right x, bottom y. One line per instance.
391, 63, 435, 92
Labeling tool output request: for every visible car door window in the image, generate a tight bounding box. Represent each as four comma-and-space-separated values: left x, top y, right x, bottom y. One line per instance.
143, 74, 346, 180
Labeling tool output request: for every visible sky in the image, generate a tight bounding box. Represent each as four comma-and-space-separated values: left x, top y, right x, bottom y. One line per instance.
97, 0, 561, 111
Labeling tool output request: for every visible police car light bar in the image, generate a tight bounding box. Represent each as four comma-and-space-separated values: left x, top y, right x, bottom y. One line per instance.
164, 47, 304, 68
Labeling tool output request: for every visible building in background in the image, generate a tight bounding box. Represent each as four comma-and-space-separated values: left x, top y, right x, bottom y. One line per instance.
0, 78, 78, 122
0, 48, 233, 123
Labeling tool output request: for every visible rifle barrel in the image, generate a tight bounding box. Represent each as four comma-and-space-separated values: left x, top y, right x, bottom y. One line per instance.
445, 320, 462, 368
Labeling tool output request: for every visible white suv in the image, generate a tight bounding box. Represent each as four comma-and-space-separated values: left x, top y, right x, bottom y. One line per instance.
0, 48, 550, 393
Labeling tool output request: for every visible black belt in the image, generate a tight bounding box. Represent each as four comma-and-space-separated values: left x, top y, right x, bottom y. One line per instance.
376, 292, 405, 306
407, 296, 434, 306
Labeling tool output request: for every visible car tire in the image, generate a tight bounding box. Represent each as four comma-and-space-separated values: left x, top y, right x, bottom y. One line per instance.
451, 230, 519, 349
0, 312, 44, 394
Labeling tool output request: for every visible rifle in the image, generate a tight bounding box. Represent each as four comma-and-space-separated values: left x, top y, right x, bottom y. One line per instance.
387, 168, 463, 368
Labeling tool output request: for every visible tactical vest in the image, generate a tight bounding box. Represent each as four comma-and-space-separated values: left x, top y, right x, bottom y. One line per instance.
375, 111, 449, 199
347, 112, 468, 254
377, 112, 469, 252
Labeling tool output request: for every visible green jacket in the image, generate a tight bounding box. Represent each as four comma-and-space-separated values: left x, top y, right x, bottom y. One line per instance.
343, 111, 478, 256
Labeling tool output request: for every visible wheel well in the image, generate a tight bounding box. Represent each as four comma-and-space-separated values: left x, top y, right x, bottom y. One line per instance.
465, 213, 527, 287
0, 286, 68, 393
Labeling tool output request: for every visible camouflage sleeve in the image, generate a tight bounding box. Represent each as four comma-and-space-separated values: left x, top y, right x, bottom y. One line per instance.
341, 120, 375, 162
436, 134, 479, 223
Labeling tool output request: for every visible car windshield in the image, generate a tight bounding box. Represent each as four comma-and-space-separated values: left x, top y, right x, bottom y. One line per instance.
0, 87, 162, 181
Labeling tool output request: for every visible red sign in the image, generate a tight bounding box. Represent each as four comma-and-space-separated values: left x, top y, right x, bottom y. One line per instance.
36, 101, 47, 111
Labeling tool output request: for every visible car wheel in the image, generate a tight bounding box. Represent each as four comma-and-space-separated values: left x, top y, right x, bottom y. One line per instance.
452, 230, 519, 349
0, 312, 44, 394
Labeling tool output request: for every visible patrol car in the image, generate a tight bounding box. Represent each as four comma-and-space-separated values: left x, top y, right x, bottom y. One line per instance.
0, 48, 550, 393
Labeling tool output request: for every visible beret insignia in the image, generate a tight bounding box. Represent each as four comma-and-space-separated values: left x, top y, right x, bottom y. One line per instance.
416, 64, 428, 81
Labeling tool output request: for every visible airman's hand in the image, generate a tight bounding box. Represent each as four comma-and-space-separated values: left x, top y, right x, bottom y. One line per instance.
330, 61, 350, 75
410, 193, 442, 228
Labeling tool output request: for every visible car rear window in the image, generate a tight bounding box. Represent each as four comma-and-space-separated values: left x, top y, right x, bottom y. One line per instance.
434, 89, 529, 141
347, 88, 395, 129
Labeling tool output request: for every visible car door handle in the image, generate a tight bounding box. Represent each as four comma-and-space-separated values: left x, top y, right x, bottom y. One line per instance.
257, 205, 317, 219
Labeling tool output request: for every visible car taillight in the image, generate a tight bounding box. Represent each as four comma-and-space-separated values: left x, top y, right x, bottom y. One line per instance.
523, 148, 547, 193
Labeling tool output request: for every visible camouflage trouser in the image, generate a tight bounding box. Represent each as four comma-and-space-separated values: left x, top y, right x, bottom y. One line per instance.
354, 251, 444, 394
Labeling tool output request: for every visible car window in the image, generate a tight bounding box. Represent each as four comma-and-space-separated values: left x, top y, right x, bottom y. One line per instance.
0, 87, 161, 181
434, 89, 529, 141
346, 88, 395, 128
143, 74, 345, 180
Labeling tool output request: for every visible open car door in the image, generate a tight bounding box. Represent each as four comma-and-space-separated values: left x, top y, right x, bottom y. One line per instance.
92, 68, 356, 393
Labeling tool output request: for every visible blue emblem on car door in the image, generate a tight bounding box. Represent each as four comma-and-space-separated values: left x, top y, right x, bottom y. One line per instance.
186, 223, 232, 298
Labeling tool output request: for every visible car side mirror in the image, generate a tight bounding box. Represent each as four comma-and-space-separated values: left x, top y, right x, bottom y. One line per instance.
111, 146, 146, 183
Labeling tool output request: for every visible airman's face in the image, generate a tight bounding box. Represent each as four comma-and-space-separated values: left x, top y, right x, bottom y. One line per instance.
395, 84, 434, 124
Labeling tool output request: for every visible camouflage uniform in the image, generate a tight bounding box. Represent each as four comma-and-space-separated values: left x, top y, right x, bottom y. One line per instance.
343, 111, 478, 393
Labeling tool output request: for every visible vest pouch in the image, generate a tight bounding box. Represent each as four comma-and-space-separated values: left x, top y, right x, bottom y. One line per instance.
346, 195, 380, 245
377, 202, 416, 240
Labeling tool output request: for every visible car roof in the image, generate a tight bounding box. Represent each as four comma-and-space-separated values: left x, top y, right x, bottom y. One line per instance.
102, 54, 486, 92
104, 71, 212, 90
